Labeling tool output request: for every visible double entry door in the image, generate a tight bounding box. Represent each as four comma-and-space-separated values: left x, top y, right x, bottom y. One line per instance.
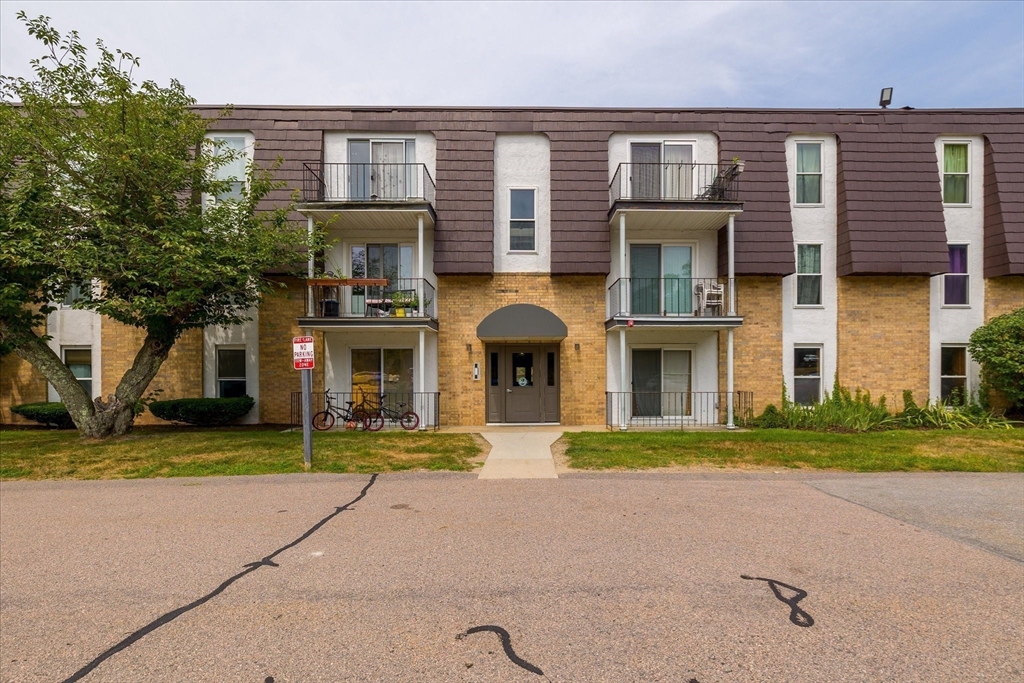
630, 244, 694, 315
486, 345, 560, 423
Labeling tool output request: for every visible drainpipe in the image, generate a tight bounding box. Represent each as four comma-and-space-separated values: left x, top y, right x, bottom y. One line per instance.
727, 328, 735, 429
418, 328, 426, 430
619, 327, 628, 431
619, 213, 627, 315
727, 212, 736, 316
306, 216, 315, 317
417, 214, 424, 317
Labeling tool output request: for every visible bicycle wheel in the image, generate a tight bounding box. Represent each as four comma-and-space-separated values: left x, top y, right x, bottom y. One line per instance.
351, 410, 370, 431
365, 412, 385, 432
312, 411, 335, 431
400, 411, 420, 431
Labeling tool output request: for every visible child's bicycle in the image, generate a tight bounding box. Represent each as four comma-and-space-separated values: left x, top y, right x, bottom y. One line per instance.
311, 390, 371, 431
365, 394, 420, 432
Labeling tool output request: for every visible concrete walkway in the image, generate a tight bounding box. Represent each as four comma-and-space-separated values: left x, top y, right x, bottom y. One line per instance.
477, 430, 561, 479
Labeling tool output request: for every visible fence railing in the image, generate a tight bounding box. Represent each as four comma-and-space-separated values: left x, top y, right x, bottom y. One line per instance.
308, 278, 436, 319
290, 391, 440, 431
606, 391, 754, 429
608, 277, 735, 318
610, 162, 740, 203
302, 163, 435, 204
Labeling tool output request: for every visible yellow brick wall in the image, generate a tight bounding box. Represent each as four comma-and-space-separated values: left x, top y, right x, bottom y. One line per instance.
984, 276, 1024, 321
718, 277, 784, 416
437, 274, 606, 426
100, 319, 204, 425
257, 277, 325, 424
837, 276, 930, 410
0, 353, 49, 425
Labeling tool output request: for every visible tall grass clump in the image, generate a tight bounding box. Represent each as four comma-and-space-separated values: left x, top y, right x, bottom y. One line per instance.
752, 377, 1015, 432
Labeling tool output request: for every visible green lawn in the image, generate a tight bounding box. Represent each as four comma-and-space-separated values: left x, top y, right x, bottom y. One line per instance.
0, 427, 482, 480
561, 429, 1024, 472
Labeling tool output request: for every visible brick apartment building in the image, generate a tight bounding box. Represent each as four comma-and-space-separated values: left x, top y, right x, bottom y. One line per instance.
2, 107, 1022, 428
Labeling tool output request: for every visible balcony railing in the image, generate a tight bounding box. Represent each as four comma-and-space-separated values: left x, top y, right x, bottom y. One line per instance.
302, 163, 436, 204
608, 277, 735, 318
307, 278, 436, 319
610, 162, 740, 204
606, 391, 754, 429
291, 391, 440, 431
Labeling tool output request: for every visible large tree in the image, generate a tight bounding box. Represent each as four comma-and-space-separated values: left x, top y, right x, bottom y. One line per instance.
1, 14, 317, 438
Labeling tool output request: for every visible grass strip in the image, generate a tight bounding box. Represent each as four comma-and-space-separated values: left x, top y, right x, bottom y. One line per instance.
0, 427, 481, 480
562, 429, 1024, 472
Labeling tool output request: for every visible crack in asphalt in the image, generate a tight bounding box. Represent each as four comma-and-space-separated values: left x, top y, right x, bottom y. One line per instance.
60, 474, 379, 682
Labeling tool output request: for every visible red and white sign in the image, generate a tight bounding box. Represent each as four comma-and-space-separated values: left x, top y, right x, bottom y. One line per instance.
293, 336, 315, 370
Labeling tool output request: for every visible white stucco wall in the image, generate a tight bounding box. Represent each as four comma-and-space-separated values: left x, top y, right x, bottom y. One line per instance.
493, 134, 551, 273
203, 313, 260, 424
782, 134, 839, 400
930, 136, 985, 401
607, 132, 720, 181
46, 306, 103, 401
322, 131, 438, 184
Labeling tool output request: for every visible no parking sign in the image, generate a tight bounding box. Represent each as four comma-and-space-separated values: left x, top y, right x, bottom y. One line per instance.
293, 336, 315, 370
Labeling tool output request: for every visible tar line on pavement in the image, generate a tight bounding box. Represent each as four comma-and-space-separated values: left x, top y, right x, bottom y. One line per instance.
59, 474, 379, 683
457, 624, 545, 676
741, 574, 815, 627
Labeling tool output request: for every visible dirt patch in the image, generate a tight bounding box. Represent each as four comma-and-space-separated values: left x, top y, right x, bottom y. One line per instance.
551, 436, 574, 473
468, 434, 491, 469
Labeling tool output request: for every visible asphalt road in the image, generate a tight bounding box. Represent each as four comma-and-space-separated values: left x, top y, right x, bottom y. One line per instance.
1, 471, 1022, 682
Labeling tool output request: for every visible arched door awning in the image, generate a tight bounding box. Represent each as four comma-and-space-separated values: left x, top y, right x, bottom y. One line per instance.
476, 304, 568, 342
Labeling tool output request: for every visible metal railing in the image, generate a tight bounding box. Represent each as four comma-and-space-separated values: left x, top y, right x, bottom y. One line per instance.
290, 391, 440, 431
610, 162, 740, 203
308, 278, 436, 319
606, 391, 754, 429
302, 163, 435, 204
608, 278, 735, 318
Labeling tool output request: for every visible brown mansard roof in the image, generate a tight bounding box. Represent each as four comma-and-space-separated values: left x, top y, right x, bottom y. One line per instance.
197, 106, 1024, 278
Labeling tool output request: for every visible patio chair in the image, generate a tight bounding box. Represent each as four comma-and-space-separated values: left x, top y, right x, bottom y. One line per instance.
695, 281, 725, 317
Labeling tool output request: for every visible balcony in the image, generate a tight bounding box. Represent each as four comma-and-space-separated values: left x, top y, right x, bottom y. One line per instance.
299, 278, 438, 330
606, 391, 754, 429
609, 162, 742, 232
606, 277, 741, 329
299, 162, 436, 231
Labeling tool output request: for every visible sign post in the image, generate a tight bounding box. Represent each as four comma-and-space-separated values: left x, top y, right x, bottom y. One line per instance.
293, 336, 315, 470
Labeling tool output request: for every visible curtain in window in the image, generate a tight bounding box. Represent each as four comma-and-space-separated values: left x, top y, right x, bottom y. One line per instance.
797, 245, 822, 305
663, 145, 693, 200
943, 144, 968, 203
372, 141, 406, 199
631, 349, 661, 417
213, 136, 246, 200
662, 350, 691, 416
944, 144, 968, 173
796, 143, 821, 204
945, 245, 969, 305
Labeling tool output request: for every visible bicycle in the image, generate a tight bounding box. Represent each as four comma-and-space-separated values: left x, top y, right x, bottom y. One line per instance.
311, 390, 371, 431
365, 394, 420, 432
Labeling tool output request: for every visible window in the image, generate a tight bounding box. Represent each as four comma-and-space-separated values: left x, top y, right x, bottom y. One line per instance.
350, 244, 413, 282
211, 136, 247, 202
489, 352, 499, 387
216, 348, 246, 398
347, 139, 416, 200
944, 245, 969, 306
940, 346, 968, 403
795, 142, 822, 204
63, 281, 91, 307
63, 348, 92, 396
942, 143, 969, 204
351, 349, 414, 402
509, 189, 536, 251
796, 244, 822, 306
793, 347, 821, 405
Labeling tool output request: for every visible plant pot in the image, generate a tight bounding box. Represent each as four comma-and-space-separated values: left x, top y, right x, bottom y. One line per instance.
395, 308, 406, 318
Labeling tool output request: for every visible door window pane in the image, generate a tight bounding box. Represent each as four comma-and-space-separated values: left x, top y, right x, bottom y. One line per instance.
352, 349, 382, 402
663, 144, 694, 199
796, 244, 822, 306
547, 352, 555, 387
511, 353, 534, 387
663, 246, 693, 314
794, 347, 821, 405
796, 143, 822, 204
372, 141, 406, 199
383, 348, 414, 397
662, 350, 692, 416
631, 349, 661, 417
348, 140, 371, 199
944, 245, 969, 305
216, 348, 246, 398
630, 143, 661, 198
630, 244, 660, 315
64, 348, 92, 396
490, 352, 499, 387
940, 346, 967, 403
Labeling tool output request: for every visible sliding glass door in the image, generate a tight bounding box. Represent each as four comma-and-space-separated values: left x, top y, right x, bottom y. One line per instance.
631, 349, 692, 418
630, 245, 693, 315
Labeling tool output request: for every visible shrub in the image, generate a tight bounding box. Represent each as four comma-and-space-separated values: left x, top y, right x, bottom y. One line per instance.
149, 396, 254, 426
969, 307, 1024, 410
10, 402, 75, 429
753, 404, 787, 429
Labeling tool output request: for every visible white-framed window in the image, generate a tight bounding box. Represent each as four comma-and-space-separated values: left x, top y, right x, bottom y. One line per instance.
795, 244, 822, 306
942, 141, 970, 205
216, 346, 246, 398
351, 348, 414, 400
943, 244, 970, 306
509, 188, 536, 252
940, 345, 968, 403
630, 347, 693, 417
63, 347, 92, 396
62, 281, 91, 307
793, 346, 822, 405
209, 135, 249, 203
795, 142, 822, 205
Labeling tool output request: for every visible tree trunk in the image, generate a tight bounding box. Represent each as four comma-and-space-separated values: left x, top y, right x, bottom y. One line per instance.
14, 327, 174, 439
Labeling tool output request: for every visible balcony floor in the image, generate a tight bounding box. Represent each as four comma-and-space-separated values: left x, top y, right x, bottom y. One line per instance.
605, 315, 742, 330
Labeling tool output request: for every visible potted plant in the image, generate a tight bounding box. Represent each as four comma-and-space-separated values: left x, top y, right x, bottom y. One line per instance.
392, 292, 408, 317
407, 294, 420, 317
732, 156, 745, 173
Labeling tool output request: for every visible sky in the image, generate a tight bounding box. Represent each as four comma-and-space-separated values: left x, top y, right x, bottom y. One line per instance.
1, 0, 1022, 109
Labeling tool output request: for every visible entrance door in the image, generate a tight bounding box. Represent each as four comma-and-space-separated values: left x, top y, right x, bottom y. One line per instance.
486, 345, 560, 423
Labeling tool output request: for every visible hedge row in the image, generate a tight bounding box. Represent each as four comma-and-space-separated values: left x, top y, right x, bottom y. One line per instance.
10, 397, 254, 428
9, 402, 75, 429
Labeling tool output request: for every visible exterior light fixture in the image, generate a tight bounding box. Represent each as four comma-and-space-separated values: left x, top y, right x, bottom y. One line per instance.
879, 87, 893, 109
